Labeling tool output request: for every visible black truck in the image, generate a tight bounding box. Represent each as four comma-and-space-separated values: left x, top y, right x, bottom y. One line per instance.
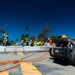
49, 38, 75, 64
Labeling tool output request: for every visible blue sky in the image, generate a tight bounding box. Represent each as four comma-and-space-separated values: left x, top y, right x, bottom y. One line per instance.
0, 0, 75, 41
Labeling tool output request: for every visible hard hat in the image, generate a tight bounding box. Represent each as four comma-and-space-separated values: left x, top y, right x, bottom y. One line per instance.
48, 38, 50, 40
61, 35, 67, 39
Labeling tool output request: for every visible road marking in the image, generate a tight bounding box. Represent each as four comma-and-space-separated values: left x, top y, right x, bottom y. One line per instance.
8, 52, 14, 55
8, 52, 24, 55
20, 62, 42, 75
0, 71, 9, 75
17, 52, 24, 55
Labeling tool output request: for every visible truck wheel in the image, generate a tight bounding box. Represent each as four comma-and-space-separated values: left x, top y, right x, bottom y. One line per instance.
49, 48, 54, 57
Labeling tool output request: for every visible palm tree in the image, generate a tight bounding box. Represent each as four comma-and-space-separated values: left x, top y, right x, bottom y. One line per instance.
25, 26, 28, 32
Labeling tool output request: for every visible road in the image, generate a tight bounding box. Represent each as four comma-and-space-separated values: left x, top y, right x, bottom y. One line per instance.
0, 51, 75, 75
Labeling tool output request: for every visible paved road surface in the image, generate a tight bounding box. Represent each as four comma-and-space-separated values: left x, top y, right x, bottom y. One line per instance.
0, 51, 75, 75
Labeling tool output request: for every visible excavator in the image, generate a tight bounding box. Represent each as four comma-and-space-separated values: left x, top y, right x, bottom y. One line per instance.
49, 35, 75, 64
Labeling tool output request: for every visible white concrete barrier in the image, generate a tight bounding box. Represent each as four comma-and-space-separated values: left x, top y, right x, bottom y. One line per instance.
0, 46, 6, 52
24, 46, 50, 51
0, 46, 51, 52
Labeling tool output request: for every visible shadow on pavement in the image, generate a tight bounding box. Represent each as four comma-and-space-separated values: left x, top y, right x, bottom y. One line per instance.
49, 57, 69, 66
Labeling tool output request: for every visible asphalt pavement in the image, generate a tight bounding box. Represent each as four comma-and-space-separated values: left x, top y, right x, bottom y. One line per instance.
0, 52, 75, 75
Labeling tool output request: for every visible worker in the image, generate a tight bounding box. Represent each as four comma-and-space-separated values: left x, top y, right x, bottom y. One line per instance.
21, 40, 24, 45
50, 39, 52, 46
34, 41, 37, 46
3, 33, 8, 46
36, 41, 39, 46
48, 38, 52, 46
29, 40, 34, 46
25, 37, 29, 46
39, 41, 42, 46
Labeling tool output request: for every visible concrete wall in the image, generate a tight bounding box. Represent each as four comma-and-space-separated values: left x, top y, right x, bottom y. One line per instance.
0, 46, 52, 52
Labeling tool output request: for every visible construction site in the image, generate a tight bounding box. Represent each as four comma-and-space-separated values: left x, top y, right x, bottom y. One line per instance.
0, 26, 75, 75
0, 0, 75, 75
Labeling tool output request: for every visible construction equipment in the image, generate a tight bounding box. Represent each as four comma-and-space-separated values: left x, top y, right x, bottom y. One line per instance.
0, 24, 7, 45
0, 24, 7, 34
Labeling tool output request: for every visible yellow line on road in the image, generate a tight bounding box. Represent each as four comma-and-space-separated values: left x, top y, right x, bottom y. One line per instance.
20, 62, 42, 75
0, 71, 9, 75
17, 52, 24, 56
8, 52, 24, 55
8, 52, 14, 55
